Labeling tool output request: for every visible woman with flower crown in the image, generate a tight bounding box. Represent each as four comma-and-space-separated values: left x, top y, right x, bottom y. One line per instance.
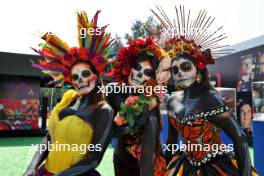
152, 6, 259, 176
23, 10, 114, 176
107, 37, 166, 176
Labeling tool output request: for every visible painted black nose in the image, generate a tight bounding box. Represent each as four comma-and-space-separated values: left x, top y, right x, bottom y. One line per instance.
137, 72, 143, 78
78, 78, 83, 83
178, 71, 182, 77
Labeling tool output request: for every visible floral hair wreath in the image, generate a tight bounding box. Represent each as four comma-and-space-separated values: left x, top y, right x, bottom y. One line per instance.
151, 5, 230, 70
32, 10, 114, 87
164, 36, 214, 70
113, 36, 165, 83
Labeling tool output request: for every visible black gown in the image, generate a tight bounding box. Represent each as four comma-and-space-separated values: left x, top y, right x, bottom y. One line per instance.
107, 84, 165, 176
165, 83, 258, 176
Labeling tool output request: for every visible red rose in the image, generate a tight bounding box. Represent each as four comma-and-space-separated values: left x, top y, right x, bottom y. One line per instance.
196, 62, 205, 70
125, 96, 139, 105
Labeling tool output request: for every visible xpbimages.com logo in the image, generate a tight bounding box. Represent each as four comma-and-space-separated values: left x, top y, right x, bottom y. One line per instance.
97, 83, 168, 96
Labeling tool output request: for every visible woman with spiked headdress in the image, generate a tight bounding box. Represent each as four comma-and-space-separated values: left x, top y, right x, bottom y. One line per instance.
153, 6, 259, 176
23, 10, 114, 176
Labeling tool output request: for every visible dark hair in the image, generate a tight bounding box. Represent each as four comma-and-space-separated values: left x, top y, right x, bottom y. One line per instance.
71, 61, 98, 75
87, 61, 105, 109
171, 52, 212, 88
135, 55, 159, 73
237, 101, 252, 121
134, 56, 162, 155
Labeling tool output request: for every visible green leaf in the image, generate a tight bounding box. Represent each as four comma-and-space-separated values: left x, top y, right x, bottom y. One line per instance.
126, 113, 135, 127
120, 103, 127, 112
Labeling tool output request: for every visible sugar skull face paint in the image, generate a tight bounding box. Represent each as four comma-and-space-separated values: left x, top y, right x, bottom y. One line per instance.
171, 57, 197, 89
71, 62, 97, 96
128, 60, 154, 87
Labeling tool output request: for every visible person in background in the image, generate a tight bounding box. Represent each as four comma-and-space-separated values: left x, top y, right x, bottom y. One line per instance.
254, 53, 264, 81
238, 102, 253, 141
0, 104, 6, 120
236, 55, 254, 92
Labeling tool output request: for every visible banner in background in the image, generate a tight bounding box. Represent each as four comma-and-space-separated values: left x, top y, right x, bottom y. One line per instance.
208, 45, 264, 146
0, 76, 40, 130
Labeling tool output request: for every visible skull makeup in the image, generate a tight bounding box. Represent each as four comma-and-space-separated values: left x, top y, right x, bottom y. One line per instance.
128, 60, 154, 87
171, 57, 197, 89
71, 62, 97, 96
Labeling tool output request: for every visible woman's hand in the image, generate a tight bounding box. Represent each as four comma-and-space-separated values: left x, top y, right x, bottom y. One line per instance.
23, 168, 37, 176
149, 98, 158, 110
23, 134, 50, 176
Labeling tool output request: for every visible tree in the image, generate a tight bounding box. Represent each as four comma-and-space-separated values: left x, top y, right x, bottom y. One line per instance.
112, 34, 124, 55
124, 16, 162, 43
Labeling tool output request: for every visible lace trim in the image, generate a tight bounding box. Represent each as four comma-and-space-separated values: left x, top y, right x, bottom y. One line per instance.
168, 105, 230, 125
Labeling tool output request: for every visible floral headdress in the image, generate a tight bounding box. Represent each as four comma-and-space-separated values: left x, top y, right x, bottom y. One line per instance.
113, 37, 165, 127
32, 10, 114, 86
151, 6, 230, 70
113, 36, 165, 83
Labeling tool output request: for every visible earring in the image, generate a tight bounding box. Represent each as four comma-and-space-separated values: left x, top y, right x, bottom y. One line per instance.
196, 73, 202, 83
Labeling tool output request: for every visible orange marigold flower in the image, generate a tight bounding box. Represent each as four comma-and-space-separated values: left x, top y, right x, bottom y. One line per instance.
114, 115, 127, 126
